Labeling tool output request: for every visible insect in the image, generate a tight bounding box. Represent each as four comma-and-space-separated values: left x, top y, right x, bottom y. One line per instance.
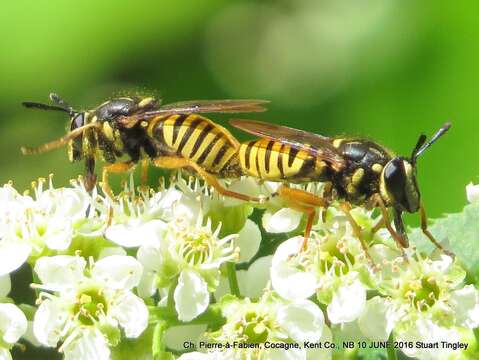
21, 93, 268, 201
230, 119, 451, 256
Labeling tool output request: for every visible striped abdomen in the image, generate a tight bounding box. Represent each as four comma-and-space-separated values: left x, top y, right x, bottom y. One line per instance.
147, 114, 241, 177
238, 139, 330, 182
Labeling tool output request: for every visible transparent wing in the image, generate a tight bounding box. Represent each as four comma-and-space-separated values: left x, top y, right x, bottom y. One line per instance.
230, 119, 346, 170
118, 99, 269, 128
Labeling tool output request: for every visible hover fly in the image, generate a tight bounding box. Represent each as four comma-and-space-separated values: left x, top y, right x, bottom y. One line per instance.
21, 93, 268, 200
230, 119, 451, 256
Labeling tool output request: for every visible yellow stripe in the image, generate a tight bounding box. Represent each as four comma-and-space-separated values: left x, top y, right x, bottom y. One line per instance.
191, 130, 219, 162
174, 116, 192, 148
256, 140, 268, 177
214, 147, 236, 172
147, 116, 164, 137
180, 121, 207, 159
162, 115, 179, 147
282, 146, 305, 177
267, 142, 282, 178
202, 138, 227, 169
239, 143, 248, 171
249, 143, 260, 177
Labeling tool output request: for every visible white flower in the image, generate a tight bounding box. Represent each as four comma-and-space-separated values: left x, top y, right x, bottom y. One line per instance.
0, 185, 33, 275
0, 274, 28, 359
466, 182, 479, 203
358, 252, 479, 358
137, 215, 239, 321
32, 255, 147, 359
271, 234, 369, 324
271, 237, 317, 301
263, 208, 303, 234
105, 177, 210, 248
202, 293, 327, 360
174, 270, 209, 322
327, 278, 366, 324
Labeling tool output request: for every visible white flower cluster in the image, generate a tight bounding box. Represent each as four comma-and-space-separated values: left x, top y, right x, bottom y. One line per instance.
0, 176, 478, 360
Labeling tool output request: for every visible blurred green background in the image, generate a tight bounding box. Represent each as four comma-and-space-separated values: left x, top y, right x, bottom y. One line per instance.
1, 0, 478, 222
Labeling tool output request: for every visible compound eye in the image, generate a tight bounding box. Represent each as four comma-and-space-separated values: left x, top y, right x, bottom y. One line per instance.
384, 158, 411, 211
70, 113, 85, 130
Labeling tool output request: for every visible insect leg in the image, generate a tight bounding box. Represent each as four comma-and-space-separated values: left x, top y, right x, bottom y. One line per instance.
372, 195, 407, 257
420, 205, 454, 257
152, 156, 262, 203
339, 202, 374, 264
101, 161, 136, 198
140, 159, 149, 187
276, 186, 329, 251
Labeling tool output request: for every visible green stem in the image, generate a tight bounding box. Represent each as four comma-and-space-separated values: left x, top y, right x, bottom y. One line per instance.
226, 262, 241, 297
167, 276, 179, 311
152, 320, 168, 360
387, 333, 398, 360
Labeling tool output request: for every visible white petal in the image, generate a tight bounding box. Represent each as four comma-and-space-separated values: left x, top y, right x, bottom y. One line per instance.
92, 255, 143, 290
450, 285, 479, 328
466, 182, 479, 203
105, 219, 166, 248
263, 208, 302, 233
271, 237, 316, 301
109, 292, 148, 338
237, 255, 272, 299
236, 220, 261, 262
0, 303, 27, 344
44, 217, 73, 250
358, 297, 396, 341
222, 177, 263, 207
0, 275, 11, 298
63, 328, 110, 360
277, 300, 324, 342
396, 319, 459, 359
98, 246, 127, 259
137, 245, 162, 272
0, 240, 31, 276
174, 270, 209, 322
327, 279, 366, 324
137, 270, 157, 298
33, 298, 69, 347
34, 256, 86, 291
0, 348, 12, 360
164, 324, 207, 351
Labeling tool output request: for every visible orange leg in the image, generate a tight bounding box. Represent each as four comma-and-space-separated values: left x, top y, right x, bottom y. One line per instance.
275, 186, 329, 252
152, 156, 262, 203
339, 202, 374, 264
420, 205, 454, 257
101, 161, 136, 198
140, 159, 149, 187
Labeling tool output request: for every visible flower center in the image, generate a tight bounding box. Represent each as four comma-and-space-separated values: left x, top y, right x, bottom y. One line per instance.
73, 288, 108, 325
405, 276, 440, 311
180, 230, 212, 265
236, 311, 272, 344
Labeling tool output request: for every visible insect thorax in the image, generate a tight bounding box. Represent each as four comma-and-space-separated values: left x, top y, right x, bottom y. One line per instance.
332, 139, 393, 205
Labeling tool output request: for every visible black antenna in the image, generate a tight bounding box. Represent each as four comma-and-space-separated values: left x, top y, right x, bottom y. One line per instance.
22, 93, 75, 116
412, 122, 451, 163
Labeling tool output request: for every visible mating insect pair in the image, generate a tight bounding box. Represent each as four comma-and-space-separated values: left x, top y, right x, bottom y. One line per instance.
22, 93, 451, 258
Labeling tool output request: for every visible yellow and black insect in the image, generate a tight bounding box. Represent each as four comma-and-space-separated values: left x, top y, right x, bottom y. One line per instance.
230, 119, 451, 256
21, 93, 268, 201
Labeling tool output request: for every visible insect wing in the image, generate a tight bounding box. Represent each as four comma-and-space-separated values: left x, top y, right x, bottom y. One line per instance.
118, 99, 269, 128
230, 119, 346, 170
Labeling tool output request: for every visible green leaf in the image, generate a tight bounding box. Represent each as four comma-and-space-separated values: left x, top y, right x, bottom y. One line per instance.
409, 202, 479, 282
